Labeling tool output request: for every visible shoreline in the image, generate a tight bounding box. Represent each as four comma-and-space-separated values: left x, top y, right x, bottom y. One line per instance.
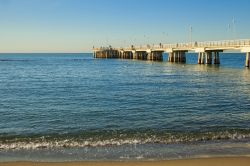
1, 157, 250, 166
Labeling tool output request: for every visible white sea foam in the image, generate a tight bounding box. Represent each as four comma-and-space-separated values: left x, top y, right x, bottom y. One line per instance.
0, 131, 250, 150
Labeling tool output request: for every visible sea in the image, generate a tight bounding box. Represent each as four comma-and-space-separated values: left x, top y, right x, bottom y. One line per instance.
0, 53, 250, 162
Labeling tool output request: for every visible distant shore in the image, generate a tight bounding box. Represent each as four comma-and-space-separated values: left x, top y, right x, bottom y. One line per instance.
1, 157, 250, 166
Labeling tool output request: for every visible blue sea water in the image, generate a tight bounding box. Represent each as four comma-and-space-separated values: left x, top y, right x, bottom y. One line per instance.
0, 53, 250, 161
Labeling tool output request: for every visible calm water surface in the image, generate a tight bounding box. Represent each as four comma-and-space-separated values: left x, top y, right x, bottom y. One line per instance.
0, 53, 250, 161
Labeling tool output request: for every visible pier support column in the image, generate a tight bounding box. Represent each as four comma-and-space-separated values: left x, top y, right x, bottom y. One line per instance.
143, 52, 148, 60
132, 52, 137, 59
157, 51, 163, 61
94, 49, 120, 59
157, 52, 163, 61
205, 52, 212, 64
141, 52, 144, 60
118, 51, 120, 58
214, 52, 220, 64
180, 51, 186, 63
126, 52, 129, 59
116, 50, 119, 58
171, 52, 175, 62
150, 51, 163, 61
110, 50, 113, 58
138, 52, 141, 60
129, 52, 133, 59
142, 52, 146, 60
103, 52, 105, 58
96, 52, 99, 58
168, 52, 174, 62
201, 53, 205, 64
135, 51, 147, 60
177, 52, 180, 62
173, 52, 178, 62
147, 52, 152, 60
152, 52, 155, 61
171, 51, 186, 63
246, 52, 250, 68
151, 52, 154, 60
121, 52, 124, 59
198, 53, 201, 64
105, 51, 108, 59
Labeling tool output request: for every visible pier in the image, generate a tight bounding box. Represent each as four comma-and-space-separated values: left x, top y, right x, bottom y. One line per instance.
93, 39, 250, 68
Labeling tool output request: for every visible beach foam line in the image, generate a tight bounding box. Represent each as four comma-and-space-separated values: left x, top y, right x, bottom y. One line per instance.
1, 131, 250, 150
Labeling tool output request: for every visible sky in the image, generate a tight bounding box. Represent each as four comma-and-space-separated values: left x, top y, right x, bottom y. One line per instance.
0, 0, 250, 53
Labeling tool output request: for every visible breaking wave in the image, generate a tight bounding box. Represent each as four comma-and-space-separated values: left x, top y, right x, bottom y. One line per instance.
1, 129, 250, 150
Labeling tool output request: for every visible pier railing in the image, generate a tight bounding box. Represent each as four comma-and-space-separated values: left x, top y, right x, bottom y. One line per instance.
130, 39, 250, 50
93, 39, 250, 51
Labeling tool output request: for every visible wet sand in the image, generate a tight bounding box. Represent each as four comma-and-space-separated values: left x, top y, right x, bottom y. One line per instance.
1, 157, 250, 166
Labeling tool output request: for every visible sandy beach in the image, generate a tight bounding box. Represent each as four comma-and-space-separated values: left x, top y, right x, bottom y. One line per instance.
1, 157, 250, 166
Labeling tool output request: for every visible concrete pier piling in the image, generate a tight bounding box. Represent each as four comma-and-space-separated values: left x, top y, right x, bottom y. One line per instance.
138, 52, 142, 59
246, 52, 250, 67
198, 51, 221, 65
94, 49, 119, 59
157, 51, 164, 61
149, 51, 163, 61
147, 52, 152, 60
206, 52, 212, 64
171, 52, 174, 62
179, 51, 186, 63
214, 51, 220, 64
148, 51, 154, 61
171, 51, 186, 63
129, 52, 133, 59
201, 53, 205, 64
173, 52, 178, 62
198, 52, 201, 64
168, 53, 172, 62
132, 51, 137, 59
177, 52, 181, 62
122, 51, 132, 59
142, 51, 148, 60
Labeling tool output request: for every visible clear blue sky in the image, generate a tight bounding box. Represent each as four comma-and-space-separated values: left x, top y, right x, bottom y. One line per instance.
0, 0, 250, 53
